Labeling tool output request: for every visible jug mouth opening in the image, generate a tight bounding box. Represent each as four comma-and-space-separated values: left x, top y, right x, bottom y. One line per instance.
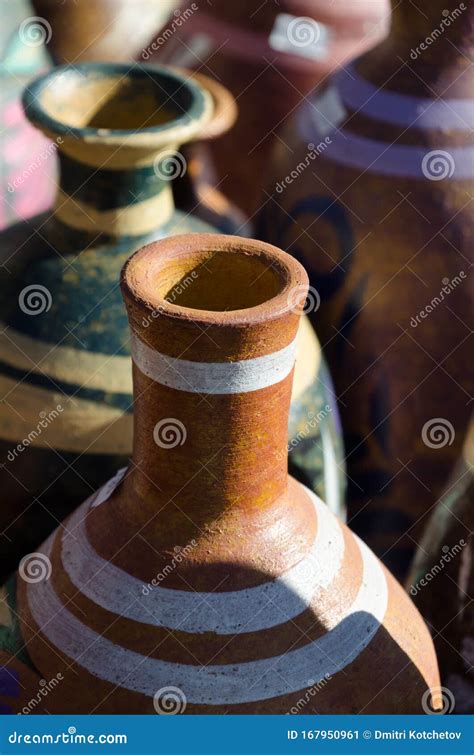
22, 63, 211, 147
122, 234, 309, 327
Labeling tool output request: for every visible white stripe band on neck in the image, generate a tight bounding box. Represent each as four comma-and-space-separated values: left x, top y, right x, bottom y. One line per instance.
131, 335, 298, 394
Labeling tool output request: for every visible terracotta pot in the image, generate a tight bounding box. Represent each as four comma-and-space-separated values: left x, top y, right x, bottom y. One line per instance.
143, 0, 390, 215
0, 0, 55, 229
1, 234, 439, 713
31, 0, 176, 63
258, 0, 474, 580
0, 63, 346, 579
407, 422, 474, 713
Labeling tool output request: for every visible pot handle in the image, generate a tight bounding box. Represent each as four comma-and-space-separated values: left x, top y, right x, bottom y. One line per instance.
169, 67, 238, 141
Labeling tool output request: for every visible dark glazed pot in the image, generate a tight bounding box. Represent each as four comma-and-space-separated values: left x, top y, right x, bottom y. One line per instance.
1, 235, 439, 713
142, 0, 390, 215
407, 422, 474, 713
259, 0, 474, 580
0, 62, 215, 578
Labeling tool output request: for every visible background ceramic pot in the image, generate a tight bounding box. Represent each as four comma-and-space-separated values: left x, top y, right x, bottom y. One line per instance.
31, 0, 176, 63
258, 0, 474, 580
407, 422, 473, 713
2, 235, 439, 713
0, 0, 55, 229
142, 0, 390, 216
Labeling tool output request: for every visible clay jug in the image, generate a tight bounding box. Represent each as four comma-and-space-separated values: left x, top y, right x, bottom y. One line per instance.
31, 0, 175, 63
408, 421, 474, 713
0, 1, 55, 228
2, 234, 439, 714
143, 0, 390, 216
0, 64, 345, 580
259, 0, 474, 580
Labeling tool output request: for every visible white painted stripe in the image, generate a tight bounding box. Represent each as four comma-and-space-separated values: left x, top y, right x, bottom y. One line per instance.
131, 335, 298, 394
90, 467, 128, 508
0, 321, 132, 394
320, 129, 474, 179
300, 85, 474, 179
27, 529, 388, 703
62, 489, 344, 634
336, 65, 474, 131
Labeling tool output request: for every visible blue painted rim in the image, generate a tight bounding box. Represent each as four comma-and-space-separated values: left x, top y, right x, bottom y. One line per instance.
22, 62, 208, 139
